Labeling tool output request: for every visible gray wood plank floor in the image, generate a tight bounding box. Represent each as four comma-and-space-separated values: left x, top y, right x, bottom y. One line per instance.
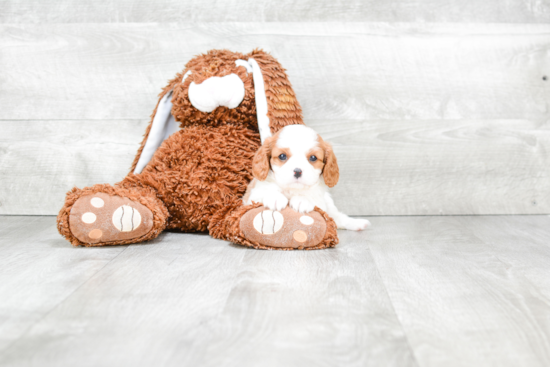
1, 215, 549, 367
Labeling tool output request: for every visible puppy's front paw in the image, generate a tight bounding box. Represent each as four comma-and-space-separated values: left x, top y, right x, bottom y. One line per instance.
289, 196, 315, 213
262, 193, 289, 211
344, 218, 371, 231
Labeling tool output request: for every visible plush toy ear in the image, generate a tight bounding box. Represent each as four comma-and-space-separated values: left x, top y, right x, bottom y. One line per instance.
130, 72, 191, 174
252, 135, 275, 181
246, 50, 304, 142
131, 91, 178, 174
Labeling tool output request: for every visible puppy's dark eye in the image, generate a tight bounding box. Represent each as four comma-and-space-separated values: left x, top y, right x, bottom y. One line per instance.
278, 153, 287, 161
309, 155, 317, 162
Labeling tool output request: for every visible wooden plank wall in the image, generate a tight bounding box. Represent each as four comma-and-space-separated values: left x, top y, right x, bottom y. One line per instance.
1, 3, 549, 215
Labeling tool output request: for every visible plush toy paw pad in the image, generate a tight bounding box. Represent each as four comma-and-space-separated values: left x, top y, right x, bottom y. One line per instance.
240, 207, 326, 249
69, 193, 154, 244
88, 228, 103, 239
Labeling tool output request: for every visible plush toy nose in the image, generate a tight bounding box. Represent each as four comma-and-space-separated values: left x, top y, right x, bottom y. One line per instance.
188, 74, 245, 113
294, 168, 302, 178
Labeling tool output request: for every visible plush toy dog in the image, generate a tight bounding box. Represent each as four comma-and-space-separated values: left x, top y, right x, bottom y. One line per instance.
57, 49, 339, 250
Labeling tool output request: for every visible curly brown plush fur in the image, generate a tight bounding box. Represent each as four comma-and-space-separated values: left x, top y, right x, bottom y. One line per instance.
129, 49, 304, 174
122, 124, 260, 232
57, 49, 339, 250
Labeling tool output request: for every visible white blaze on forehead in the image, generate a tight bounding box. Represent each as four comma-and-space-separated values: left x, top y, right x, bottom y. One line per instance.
188, 73, 245, 113
276, 125, 319, 153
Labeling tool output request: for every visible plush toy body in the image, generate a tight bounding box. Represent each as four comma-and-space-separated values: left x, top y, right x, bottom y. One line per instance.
57, 50, 339, 250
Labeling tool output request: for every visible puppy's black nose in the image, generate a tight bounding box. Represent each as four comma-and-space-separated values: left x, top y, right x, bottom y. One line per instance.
294, 168, 302, 178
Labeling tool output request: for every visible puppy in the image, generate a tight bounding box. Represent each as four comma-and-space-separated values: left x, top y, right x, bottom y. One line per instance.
243, 125, 370, 231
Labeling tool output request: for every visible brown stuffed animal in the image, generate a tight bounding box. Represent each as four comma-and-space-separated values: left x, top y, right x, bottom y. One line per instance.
57, 49, 339, 250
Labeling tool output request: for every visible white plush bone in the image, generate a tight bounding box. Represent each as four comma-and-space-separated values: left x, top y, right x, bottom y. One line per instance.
188, 74, 245, 113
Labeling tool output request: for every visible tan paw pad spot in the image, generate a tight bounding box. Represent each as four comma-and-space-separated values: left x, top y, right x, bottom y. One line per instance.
88, 229, 103, 239
90, 197, 105, 208
81, 212, 96, 224
253, 210, 284, 234
293, 230, 308, 243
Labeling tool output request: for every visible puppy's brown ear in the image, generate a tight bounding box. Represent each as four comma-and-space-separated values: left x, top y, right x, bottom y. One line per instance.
252, 136, 275, 181
321, 139, 339, 188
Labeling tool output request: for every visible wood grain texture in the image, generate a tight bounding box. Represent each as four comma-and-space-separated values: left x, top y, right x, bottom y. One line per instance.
1, 23, 549, 215
0, 120, 145, 215
1, 118, 548, 216
179, 237, 415, 367
369, 215, 550, 367
0, 216, 415, 367
0, 216, 126, 354
2, 0, 550, 23
318, 119, 550, 216
2, 215, 550, 366
0, 23, 549, 121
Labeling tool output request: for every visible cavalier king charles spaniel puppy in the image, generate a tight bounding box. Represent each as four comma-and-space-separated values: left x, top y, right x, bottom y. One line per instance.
243, 125, 370, 231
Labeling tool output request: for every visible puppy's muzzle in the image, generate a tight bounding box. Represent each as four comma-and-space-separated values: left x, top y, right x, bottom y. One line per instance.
188, 74, 245, 113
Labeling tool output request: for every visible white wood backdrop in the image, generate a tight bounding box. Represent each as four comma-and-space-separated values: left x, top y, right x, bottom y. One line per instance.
0, 6, 549, 215
2, 0, 550, 23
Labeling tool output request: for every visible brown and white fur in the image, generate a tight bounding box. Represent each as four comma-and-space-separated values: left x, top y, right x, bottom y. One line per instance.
244, 125, 370, 231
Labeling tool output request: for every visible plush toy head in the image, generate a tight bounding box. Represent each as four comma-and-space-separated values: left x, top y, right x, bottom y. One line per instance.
131, 49, 304, 174
252, 125, 340, 188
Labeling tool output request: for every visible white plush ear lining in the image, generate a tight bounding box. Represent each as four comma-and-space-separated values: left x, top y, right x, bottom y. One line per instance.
133, 91, 179, 174
182, 70, 192, 82
247, 58, 272, 144
235, 59, 253, 74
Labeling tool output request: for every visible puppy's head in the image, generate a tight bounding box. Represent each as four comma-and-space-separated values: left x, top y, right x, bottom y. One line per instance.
252, 125, 339, 188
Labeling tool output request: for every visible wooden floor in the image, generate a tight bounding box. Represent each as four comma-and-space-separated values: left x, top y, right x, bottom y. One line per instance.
1, 215, 550, 367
